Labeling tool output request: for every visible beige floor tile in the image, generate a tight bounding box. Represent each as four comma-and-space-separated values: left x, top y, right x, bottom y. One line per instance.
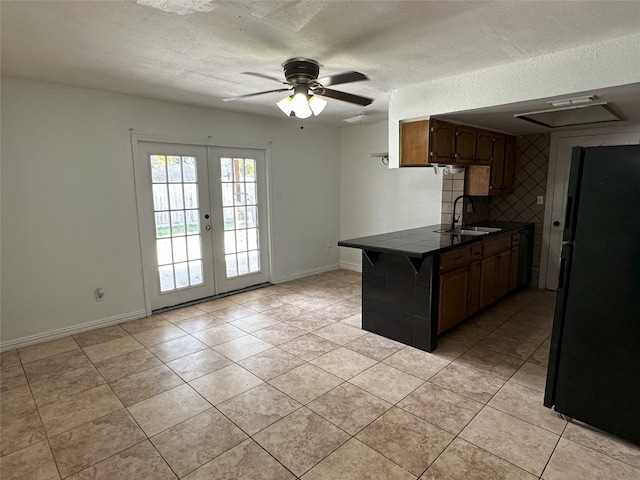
147, 335, 208, 362
284, 313, 336, 333
0, 440, 59, 480
398, 383, 484, 435
229, 289, 272, 304
120, 315, 171, 335
488, 382, 566, 434
494, 320, 550, 343
464, 306, 514, 332
183, 439, 295, 480
427, 336, 472, 362
279, 334, 339, 361
383, 347, 450, 380
110, 364, 184, 406
344, 333, 405, 361
357, 407, 453, 476
94, 349, 163, 383
191, 323, 247, 347
0, 351, 21, 368
0, 365, 28, 392
307, 382, 392, 435
350, 363, 424, 404
229, 313, 281, 333
454, 346, 525, 379
65, 440, 176, 480
132, 324, 188, 347
22, 350, 92, 384
312, 322, 367, 345
213, 335, 274, 362
165, 348, 233, 382
510, 361, 548, 392
240, 297, 287, 313
82, 336, 144, 363
189, 364, 263, 405
429, 363, 506, 403
563, 422, 640, 469
18, 336, 80, 364
127, 384, 210, 437
151, 408, 247, 477
217, 383, 301, 435
477, 332, 543, 361
528, 338, 550, 367
268, 363, 343, 404
39, 384, 123, 436
0, 409, 47, 456
260, 304, 307, 321
444, 324, 490, 346
172, 313, 226, 334
251, 323, 306, 346
543, 437, 640, 480
460, 406, 559, 476
508, 310, 553, 331
301, 438, 415, 480
421, 437, 536, 480
72, 325, 129, 348
213, 305, 258, 322
237, 347, 306, 381
160, 306, 208, 323
1, 385, 36, 419
254, 407, 350, 477
30, 364, 105, 407
340, 313, 362, 328
196, 297, 237, 314
49, 409, 146, 478
313, 303, 361, 322
310, 347, 377, 380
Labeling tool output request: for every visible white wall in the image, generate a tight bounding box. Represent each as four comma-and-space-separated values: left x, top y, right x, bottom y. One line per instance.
1, 78, 341, 348
388, 33, 640, 167
339, 120, 439, 269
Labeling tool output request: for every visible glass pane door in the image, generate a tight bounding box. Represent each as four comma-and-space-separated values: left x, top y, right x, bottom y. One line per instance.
210, 148, 270, 293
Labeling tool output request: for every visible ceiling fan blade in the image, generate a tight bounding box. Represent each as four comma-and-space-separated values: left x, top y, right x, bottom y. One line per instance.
316, 71, 369, 87
315, 88, 374, 106
241, 72, 291, 85
222, 88, 292, 102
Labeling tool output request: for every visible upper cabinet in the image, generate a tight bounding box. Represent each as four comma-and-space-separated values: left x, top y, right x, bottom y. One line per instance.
399, 117, 516, 196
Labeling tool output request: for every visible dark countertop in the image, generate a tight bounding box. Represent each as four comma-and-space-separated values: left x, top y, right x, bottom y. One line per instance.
338, 221, 532, 258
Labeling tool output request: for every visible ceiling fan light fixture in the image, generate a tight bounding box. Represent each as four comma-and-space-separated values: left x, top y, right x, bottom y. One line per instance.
309, 95, 327, 116
276, 96, 293, 116
291, 88, 312, 119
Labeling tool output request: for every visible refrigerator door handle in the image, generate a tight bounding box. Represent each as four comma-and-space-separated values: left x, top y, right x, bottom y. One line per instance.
563, 196, 574, 241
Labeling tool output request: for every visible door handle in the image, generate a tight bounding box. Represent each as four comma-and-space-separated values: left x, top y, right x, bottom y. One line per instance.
553, 221, 560, 227
205, 225, 211, 231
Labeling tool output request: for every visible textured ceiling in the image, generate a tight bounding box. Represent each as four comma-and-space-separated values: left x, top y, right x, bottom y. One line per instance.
2, 0, 640, 129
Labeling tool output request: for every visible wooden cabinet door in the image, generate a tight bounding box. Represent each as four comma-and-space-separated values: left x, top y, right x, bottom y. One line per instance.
490, 134, 506, 195
467, 260, 482, 316
496, 249, 512, 298
475, 130, 494, 164
480, 254, 500, 308
430, 120, 456, 164
438, 267, 468, 334
455, 125, 476, 164
400, 120, 430, 166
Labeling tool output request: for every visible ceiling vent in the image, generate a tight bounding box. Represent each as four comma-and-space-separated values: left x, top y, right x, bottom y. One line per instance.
514, 96, 620, 128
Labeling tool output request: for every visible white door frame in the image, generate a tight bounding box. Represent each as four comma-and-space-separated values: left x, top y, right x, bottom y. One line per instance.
131, 134, 274, 315
539, 124, 640, 289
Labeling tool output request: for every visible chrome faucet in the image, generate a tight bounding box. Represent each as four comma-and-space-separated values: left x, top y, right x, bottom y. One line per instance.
451, 195, 475, 230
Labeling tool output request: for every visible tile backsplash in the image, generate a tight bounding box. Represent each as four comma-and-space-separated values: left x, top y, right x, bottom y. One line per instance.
440, 133, 550, 286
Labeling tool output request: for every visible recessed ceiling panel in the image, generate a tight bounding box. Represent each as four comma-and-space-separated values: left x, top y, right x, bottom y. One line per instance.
514, 103, 620, 128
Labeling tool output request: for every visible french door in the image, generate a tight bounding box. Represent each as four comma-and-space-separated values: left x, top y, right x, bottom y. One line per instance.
135, 141, 270, 311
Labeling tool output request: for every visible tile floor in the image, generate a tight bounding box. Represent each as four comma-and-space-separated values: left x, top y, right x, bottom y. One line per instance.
1, 269, 639, 479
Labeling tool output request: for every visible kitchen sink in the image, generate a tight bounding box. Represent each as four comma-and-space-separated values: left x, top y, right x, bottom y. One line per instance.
434, 226, 502, 236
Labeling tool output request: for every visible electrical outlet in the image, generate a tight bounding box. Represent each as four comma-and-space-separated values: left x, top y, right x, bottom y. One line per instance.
537, 196, 544, 205
95, 287, 105, 301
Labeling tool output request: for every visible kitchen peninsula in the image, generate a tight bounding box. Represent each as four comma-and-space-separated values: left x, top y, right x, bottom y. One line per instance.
338, 222, 533, 352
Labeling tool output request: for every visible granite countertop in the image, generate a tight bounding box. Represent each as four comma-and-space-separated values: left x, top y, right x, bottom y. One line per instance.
337, 221, 532, 258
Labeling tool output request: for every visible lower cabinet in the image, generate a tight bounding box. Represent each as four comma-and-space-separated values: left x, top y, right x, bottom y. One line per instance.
439, 232, 519, 334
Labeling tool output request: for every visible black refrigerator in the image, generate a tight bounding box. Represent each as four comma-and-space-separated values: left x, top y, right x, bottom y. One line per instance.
544, 144, 640, 446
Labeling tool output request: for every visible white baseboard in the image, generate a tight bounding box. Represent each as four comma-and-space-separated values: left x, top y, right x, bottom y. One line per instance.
272, 263, 341, 284
1, 310, 147, 352
339, 260, 362, 272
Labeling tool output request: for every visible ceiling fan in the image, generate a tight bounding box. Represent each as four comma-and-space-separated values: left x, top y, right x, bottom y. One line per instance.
223, 58, 374, 119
